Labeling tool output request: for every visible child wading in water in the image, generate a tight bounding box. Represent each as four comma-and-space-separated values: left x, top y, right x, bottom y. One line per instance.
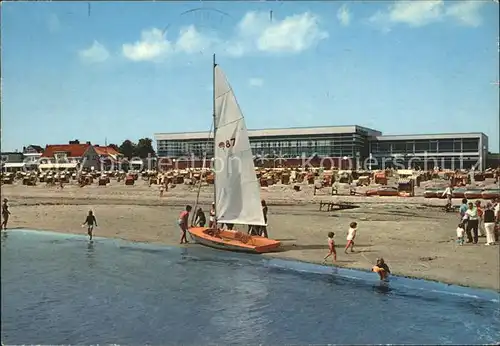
82, 210, 98, 241
345, 222, 357, 254
456, 222, 465, 245
323, 232, 337, 264
1, 198, 11, 230
372, 258, 391, 280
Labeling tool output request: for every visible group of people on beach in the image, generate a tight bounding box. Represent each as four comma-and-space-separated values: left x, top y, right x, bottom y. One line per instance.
456, 198, 499, 246
321, 221, 390, 280
177, 200, 270, 244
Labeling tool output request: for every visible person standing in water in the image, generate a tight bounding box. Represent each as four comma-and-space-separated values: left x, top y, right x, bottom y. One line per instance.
372, 258, 391, 280
1, 198, 11, 230
82, 210, 98, 241
178, 205, 192, 244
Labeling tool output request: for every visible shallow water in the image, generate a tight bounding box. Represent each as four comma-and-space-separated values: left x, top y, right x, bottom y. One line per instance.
1, 229, 499, 344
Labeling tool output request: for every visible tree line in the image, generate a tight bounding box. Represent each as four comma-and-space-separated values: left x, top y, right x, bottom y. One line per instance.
107, 138, 156, 159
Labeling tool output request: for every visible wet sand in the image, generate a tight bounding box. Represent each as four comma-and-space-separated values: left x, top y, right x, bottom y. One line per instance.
2, 181, 499, 291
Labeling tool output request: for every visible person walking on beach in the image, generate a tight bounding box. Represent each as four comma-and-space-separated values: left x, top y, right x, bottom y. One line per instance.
194, 207, 206, 227
178, 205, 192, 244
82, 210, 98, 241
1, 198, 11, 230
442, 184, 453, 209
345, 222, 357, 254
483, 203, 497, 245
323, 232, 337, 264
464, 202, 479, 244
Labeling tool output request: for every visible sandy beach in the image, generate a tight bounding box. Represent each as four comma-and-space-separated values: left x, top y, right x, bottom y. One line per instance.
2, 180, 499, 291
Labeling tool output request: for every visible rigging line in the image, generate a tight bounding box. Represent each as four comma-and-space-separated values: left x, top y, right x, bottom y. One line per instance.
190, 118, 215, 226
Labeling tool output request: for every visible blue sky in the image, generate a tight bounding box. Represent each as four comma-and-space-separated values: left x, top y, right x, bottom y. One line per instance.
2, 1, 499, 152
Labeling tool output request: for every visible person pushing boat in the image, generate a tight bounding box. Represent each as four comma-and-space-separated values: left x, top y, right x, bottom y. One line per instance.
178, 205, 192, 244
194, 207, 206, 227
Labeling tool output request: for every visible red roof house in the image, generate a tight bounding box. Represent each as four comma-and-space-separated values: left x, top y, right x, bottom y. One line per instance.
41, 143, 91, 160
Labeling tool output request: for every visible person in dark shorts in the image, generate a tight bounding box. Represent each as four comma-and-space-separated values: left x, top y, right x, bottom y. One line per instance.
259, 199, 269, 238
195, 207, 206, 227
1, 198, 11, 230
82, 210, 98, 241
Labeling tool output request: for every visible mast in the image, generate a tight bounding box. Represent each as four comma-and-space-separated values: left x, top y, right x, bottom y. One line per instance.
212, 53, 217, 222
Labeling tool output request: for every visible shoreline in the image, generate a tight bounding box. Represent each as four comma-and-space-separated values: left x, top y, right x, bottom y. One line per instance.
4, 227, 500, 295
2, 183, 499, 292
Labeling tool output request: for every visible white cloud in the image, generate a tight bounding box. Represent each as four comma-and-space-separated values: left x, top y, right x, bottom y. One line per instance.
122, 28, 173, 62
248, 78, 264, 87
121, 11, 328, 61
233, 11, 329, 54
175, 25, 219, 54
368, 0, 485, 30
445, 1, 484, 27
78, 41, 110, 63
337, 5, 351, 26
121, 26, 217, 62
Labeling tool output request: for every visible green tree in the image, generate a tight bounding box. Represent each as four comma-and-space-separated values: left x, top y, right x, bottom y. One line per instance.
134, 138, 156, 158
118, 140, 136, 159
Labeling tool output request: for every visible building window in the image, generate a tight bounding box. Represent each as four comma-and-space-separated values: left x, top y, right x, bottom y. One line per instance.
462, 139, 479, 152
392, 142, 405, 153
429, 141, 438, 153
438, 140, 453, 152
414, 141, 429, 152
405, 141, 414, 153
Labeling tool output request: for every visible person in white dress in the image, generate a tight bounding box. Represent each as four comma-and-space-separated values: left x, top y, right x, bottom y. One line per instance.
344, 222, 357, 254
456, 223, 465, 245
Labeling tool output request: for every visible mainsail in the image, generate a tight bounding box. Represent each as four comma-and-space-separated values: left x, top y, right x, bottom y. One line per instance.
213, 65, 266, 226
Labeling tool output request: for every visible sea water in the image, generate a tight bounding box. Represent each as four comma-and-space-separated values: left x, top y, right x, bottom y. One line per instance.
1, 229, 499, 344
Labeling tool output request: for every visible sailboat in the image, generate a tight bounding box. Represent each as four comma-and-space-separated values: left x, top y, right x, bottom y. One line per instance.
188, 55, 281, 254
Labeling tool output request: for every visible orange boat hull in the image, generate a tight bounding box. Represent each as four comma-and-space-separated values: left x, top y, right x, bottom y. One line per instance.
377, 190, 399, 197
481, 190, 500, 200
187, 227, 281, 254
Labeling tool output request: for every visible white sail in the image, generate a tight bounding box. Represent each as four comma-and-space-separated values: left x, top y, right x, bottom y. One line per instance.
213, 65, 266, 226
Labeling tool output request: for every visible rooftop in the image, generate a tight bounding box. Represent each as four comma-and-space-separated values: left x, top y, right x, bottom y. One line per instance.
376, 133, 487, 141
155, 125, 382, 141
41, 144, 91, 158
